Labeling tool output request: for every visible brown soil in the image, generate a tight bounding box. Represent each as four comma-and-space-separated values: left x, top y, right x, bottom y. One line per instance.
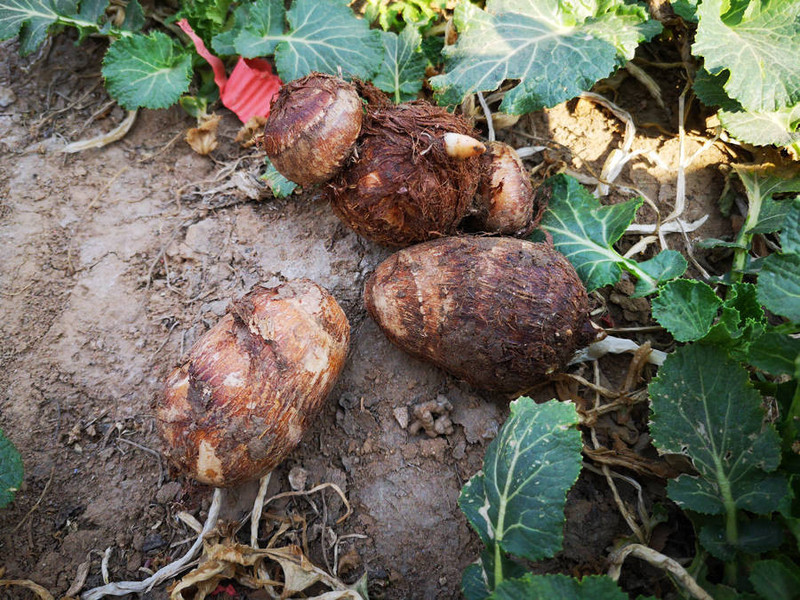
1, 34, 738, 599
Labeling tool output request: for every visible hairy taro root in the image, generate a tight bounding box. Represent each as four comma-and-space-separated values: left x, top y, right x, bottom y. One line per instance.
364, 237, 597, 394
329, 101, 486, 247
156, 279, 350, 487
263, 73, 363, 186
264, 73, 540, 244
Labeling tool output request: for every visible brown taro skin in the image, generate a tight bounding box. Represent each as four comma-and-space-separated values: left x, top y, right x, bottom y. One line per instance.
156, 279, 350, 487
364, 237, 597, 395
329, 101, 483, 247
475, 141, 536, 235
263, 73, 362, 186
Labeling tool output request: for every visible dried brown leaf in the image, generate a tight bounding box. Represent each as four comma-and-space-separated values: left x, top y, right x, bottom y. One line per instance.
185, 114, 222, 155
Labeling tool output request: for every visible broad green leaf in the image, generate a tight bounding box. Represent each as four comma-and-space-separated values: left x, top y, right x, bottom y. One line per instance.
699, 517, 784, 559
748, 196, 798, 236
262, 160, 297, 198
230, 0, 284, 58
652, 279, 722, 342
750, 560, 800, 600
429, 0, 659, 113
634, 251, 688, 297
735, 168, 800, 231
538, 174, 686, 294
748, 332, 800, 376
102, 32, 193, 110
719, 105, 800, 153
77, 0, 107, 23
230, 0, 383, 81
650, 344, 788, 515
693, 0, 800, 112
211, 0, 249, 55
119, 0, 143, 32
0, 428, 23, 508
693, 69, 741, 111
0, 0, 78, 54
459, 398, 582, 562
781, 198, 800, 253
758, 252, 800, 322
489, 574, 629, 600
462, 563, 490, 600
373, 27, 427, 103
462, 549, 526, 600
671, 0, 698, 22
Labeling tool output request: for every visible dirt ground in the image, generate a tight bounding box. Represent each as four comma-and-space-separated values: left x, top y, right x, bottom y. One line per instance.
1, 32, 741, 599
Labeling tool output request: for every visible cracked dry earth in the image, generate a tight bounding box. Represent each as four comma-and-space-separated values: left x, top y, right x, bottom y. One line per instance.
2, 33, 736, 600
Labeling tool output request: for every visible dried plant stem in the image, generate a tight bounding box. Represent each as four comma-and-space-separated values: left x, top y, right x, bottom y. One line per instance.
608, 543, 713, 600
63, 109, 138, 153
264, 483, 352, 525
0, 579, 54, 600
251, 472, 272, 548
590, 363, 646, 543
12, 466, 54, 534
82, 487, 223, 600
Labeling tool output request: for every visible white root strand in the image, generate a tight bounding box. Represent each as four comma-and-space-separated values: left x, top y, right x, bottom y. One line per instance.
81, 487, 223, 600
571, 335, 666, 366
608, 543, 713, 600
476, 91, 495, 142
63, 109, 138, 153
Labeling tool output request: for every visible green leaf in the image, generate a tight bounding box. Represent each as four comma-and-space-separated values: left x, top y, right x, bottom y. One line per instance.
781, 198, 800, 254
0, 0, 78, 54
649, 344, 788, 515
538, 174, 686, 294
373, 27, 427, 103
462, 549, 527, 599
758, 252, 800, 322
262, 160, 298, 198
462, 562, 490, 600
173, 0, 230, 45
748, 332, 800, 376
750, 560, 800, 600
693, 0, 800, 112
652, 279, 722, 342
211, 0, 249, 55
77, 0, 107, 24
429, 0, 659, 113
230, 0, 383, 81
719, 105, 800, 153
230, 0, 284, 58
701, 282, 765, 360
699, 517, 784, 559
671, 0, 698, 22
119, 0, 143, 32
459, 398, 582, 563
102, 31, 193, 110
489, 574, 629, 600
693, 68, 742, 111
634, 251, 688, 297
0, 428, 23, 508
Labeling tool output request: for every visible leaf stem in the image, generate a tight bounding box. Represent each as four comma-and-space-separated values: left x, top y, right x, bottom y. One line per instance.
55, 15, 134, 39
731, 177, 763, 283
713, 453, 739, 558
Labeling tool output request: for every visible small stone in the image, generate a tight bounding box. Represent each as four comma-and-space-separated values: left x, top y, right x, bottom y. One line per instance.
0, 85, 16, 108
393, 406, 409, 429
142, 533, 166, 553
288, 466, 308, 491
155, 481, 182, 504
